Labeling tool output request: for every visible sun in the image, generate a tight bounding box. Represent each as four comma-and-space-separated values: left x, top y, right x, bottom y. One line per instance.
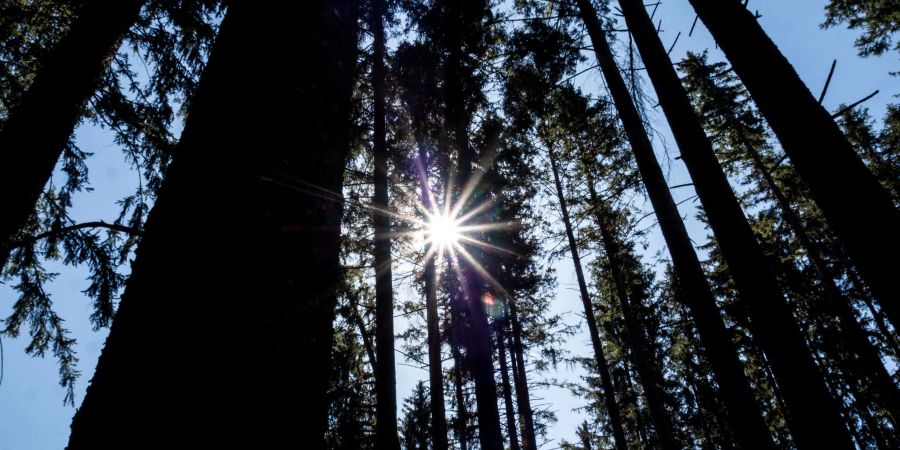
426, 213, 462, 247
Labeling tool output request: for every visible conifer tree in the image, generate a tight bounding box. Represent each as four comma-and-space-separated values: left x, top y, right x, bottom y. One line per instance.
687, 0, 900, 329
67, 1, 360, 447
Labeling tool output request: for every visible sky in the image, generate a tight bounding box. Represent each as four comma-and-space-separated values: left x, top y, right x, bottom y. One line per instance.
0, 1, 897, 449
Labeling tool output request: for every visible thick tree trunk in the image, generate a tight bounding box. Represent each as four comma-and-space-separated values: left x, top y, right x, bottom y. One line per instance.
67, 1, 359, 448
686, 0, 900, 330
616, 1, 854, 447
370, 1, 401, 448
507, 296, 539, 450
546, 144, 628, 450
582, 172, 678, 450
497, 325, 522, 450
573, 1, 776, 448
0, 0, 145, 269
740, 138, 900, 428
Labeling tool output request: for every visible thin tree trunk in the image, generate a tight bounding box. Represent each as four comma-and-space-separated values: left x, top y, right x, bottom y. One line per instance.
67, 1, 359, 448
371, 1, 400, 448
616, 1, 854, 447
573, 1, 776, 448
686, 0, 900, 330
0, 0, 145, 268
507, 296, 539, 450
423, 248, 450, 450
581, 164, 679, 450
497, 325, 522, 450
546, 144, 628, 450
451, 338, 470, 450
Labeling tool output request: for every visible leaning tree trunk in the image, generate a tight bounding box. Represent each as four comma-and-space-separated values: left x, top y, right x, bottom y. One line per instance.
0, 0, 145, 269
739, 135, 900, 428
581, 170, 679, 450
686, 0, 900, 330
67, 1, 359, 448
573, 1, 776, 448
616, 1, 854, 447
370, 1, 400, 448
546, 144, 628, 450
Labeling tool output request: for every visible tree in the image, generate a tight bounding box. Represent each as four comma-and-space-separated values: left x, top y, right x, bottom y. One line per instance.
67, 0, 360, 447
369, 0, 401, 447
687, 0, 900, 331
572, 1, 777, 447
0, 0, 146, 269
616, 2, 854, 447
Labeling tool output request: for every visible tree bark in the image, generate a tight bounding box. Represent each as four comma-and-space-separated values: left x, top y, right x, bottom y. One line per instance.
686, 0, 900, 332
0, 0, 145, 269
546, 144, 628, 450
371, 1, 401, 448
67, 1, 359, 448
616, 1, 854, 448
573, 1, 777, 448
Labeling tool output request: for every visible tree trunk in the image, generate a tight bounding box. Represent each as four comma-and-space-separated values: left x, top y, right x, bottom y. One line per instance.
616, 1, 854, 447
443, 5, 503, 445
67, 1, 359, 448
741, 137, 900, 428
0, 0, 145, 269
370, 1, 401, 448
451, 338, 470, 450
497, 325, 522, 450
581, 163, 679, 450
573, 1, 776, 448
507, 295, 539, 450
546, 144, 628, 450
686, 0, 900, 331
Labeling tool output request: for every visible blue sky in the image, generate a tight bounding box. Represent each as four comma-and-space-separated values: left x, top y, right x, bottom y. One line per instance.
1, 1, 897, 448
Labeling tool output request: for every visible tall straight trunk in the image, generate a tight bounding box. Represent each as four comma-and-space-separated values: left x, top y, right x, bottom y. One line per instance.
370, 1, 400, 448
451, 338, 470, 450
507, 296, 538, 450
686, 0, 900, 330
67, 1, 359, 448
616, 1, 854, 447
0, 0, 145, 268
740, 137, 900, 427
582, 172, 678, 450
443, 8, 503, 448
573, 1, 776, 448
497, 325, 522, 450
424, 246, 450, 450
546, 144, 627, 450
